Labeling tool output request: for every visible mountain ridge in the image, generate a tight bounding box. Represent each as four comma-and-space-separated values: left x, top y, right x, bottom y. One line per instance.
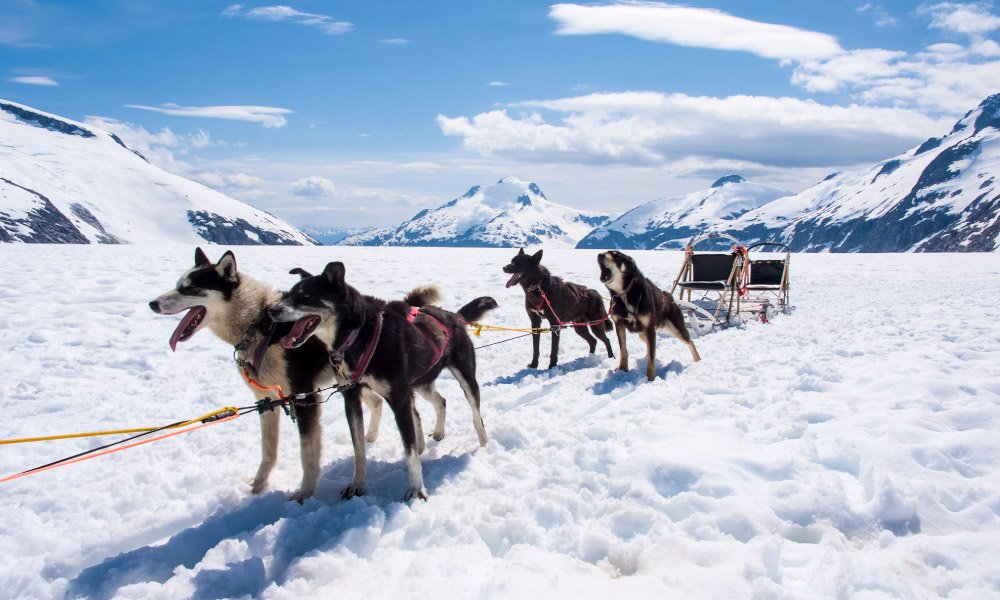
0, 99, 316, 246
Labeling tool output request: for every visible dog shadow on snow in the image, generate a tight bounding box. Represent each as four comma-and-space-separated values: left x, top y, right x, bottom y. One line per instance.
486, 354, 607, 387
66, 451, 471, 600
591, 359, 686, 395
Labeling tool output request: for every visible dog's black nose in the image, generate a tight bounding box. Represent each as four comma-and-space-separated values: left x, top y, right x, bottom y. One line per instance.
149, 300, 160, 313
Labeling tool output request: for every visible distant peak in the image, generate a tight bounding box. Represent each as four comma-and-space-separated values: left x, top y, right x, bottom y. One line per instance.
462, 185, 481, 198
973, 93, 1000, 134
711, 174, 746, 188
527, 182, 546, 199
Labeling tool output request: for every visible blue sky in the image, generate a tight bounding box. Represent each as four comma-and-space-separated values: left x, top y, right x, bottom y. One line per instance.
3, 1, 999, 230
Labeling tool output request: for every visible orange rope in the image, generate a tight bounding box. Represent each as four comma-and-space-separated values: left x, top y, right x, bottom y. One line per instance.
0, 413, 239, 485
242, 367, 284, 398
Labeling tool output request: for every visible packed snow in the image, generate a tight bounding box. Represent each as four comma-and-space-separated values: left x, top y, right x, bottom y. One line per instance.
1, 245, 999, 599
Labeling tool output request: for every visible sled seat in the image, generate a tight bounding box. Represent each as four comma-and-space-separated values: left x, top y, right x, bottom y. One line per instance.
676, 253, 739, 291
745, 242, 790, 310
746, 259, 785, 289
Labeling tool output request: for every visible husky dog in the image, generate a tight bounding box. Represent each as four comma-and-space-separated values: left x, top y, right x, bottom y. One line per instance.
502, 248, 614, 369
149, 248, 341, 501
268, 261, 497, 501
597, 250, 701, 381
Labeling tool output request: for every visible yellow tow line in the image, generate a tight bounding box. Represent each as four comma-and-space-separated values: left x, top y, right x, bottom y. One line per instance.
0, 407, 239, 445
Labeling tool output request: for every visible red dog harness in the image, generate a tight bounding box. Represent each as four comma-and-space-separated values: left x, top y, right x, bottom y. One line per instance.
408, 307, 451, 382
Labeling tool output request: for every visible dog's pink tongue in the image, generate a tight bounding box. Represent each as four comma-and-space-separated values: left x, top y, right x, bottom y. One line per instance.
505, 273, 520, 288
169, 307, 203, 352
281, 316, 313, 349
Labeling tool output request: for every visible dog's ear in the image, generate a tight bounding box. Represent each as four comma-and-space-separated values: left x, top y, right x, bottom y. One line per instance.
530, 249, 543, 265
517, 247, 525, 256
289, 267, 312, 280
323, 262, 346, 286
215, 250, 238, 282
194, 247, 211, 267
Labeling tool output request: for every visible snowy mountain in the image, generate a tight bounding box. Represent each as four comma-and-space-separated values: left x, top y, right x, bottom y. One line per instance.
725, 94, 1000, 252
0, 100, 316, 245
576, 175, 791, 249
299, 225, 377, 245
339, 177, 610, 248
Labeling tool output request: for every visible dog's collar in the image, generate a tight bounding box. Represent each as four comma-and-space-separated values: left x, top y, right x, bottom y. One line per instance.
329, 312, 384, 384
233, 313, 275, 375
611, 278, 642, 317
233, 310, 275, 373
328, 325, 362, 365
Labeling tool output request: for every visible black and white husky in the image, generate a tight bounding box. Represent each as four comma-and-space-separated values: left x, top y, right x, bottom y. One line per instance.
149, 248, 337, 501
268, 261, 497, 501
148, 248, 466, 502
598, 251, 701, 381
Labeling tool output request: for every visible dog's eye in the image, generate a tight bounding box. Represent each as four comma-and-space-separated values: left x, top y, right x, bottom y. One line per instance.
178, 285, 198, 295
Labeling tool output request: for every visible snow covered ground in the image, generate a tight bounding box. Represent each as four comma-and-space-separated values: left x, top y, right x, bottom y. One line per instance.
1, 245, 999, 599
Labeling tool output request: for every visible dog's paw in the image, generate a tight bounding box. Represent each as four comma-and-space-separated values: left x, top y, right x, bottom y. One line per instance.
365, 432, 379, 444
616, 365, 630, 373
288, 489, 313, 504
250, 478, 268, 494
403, 487, 429, 502
341, 484, 366, 500
527, 361, 538, 369
547, 362, 558, 369
431, 431, 445, 442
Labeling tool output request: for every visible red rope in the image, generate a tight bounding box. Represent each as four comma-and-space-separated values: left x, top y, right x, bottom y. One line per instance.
538, 290, 614, 329
733, 245, 751, 297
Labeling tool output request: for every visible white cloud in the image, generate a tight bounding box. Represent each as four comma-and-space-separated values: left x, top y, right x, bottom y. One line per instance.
82, 116, 233, 178
196, 170, 265, 192
920, 2, 1000, 35
380, 38, 409, 45
793, 41, 1000, 113
856, 3, 898, 27
189, 129, 216, 149
125, 103, 292, 128
437, 92, 949, 168
549, 2, 843, 61
792, 48, 907, 92
488, 81, 511, 87
876, 14, 899, 27
83, 116, 194, 173
9, 75, 58, 86
291, 175, 337, 197
223, 4, 353, 35
547, 2, 999, 115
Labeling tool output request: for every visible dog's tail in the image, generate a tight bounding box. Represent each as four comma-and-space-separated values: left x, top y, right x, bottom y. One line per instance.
404, 285, 442, 307
604, 318, 613, 332
458, 296, 499, 323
